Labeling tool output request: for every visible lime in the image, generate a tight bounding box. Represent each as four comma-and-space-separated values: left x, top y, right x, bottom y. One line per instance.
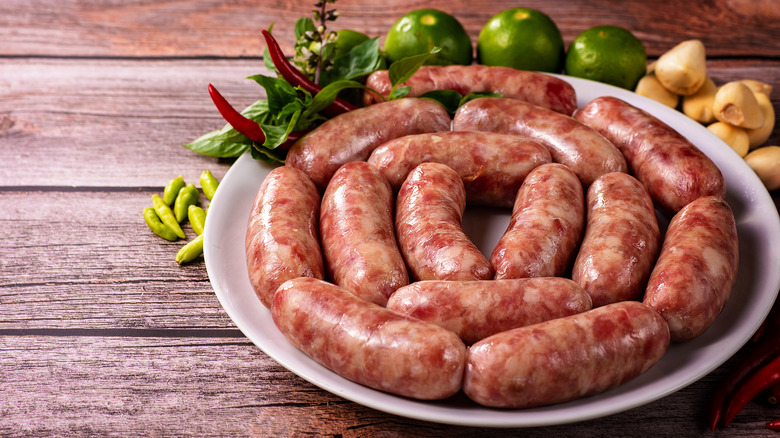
333, 29, 370, 58
565, 25, 647, 90
477, 8, 564, 73
383, 9, 473, 66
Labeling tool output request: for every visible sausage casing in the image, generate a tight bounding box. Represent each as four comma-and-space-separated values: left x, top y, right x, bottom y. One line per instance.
490, 163, 585, 279
363, 65, 578, 115
286, 97, 450, 190
396, 162, 493, 281
245, 166, 324, 308
643, 196, 739, 342
573, 95, 726, 213
386, 278, 592, 345
453, 97, 627, 186
320, 161, 408, 306
463, 301, 670, 408
367, 131, 552, 208
572, 172, 661, 307
272, 277, 467, 400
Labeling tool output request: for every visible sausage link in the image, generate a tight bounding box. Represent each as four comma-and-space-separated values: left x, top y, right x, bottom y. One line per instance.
286, 98, 450, 190
643, 196, 739, 342
367, 131, 552, 208
245, 166, 324, 308
386, 278, 592, 345
463, 301, 670, 408
320, 161, 408, 306
573, 95, 726, 213
363, 65, 578, 115
396, 163, 493, 281
453, 97, 627, 186
272, 277, 467, 400
572, 172, 661, 307
490, 163, 585, 279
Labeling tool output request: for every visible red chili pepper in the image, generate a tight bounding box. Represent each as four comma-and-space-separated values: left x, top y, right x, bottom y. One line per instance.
261, 29, 358, 117
207, 83, 267, 143
768, 418, 780, 431
207, 83, 305, 151
722, 354, 780, 427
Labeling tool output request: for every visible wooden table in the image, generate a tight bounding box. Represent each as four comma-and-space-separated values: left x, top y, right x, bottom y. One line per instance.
2, 1, 779, 436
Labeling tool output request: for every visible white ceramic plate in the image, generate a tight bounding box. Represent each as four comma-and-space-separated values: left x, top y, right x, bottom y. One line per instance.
204, 76, 780, 428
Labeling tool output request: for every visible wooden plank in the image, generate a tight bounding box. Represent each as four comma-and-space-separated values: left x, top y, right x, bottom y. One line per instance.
1, 335, 777, 436
2, 58, 779, 188
1, 0, 778, 58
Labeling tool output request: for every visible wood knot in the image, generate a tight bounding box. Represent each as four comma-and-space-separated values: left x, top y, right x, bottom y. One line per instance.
0, 113, 15, 134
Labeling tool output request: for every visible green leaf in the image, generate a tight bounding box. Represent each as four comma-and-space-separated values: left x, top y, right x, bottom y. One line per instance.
419, 89, 463, 115
319, 37, 384, 86
460, 91, 504, 106
388, 85, 411, 101
247, 74, 299, 115
387, 47, 441, 88
261, 110, 302, 149
183, 100, 271, 158
303, 79, 370, 118
294, 18, 316, 40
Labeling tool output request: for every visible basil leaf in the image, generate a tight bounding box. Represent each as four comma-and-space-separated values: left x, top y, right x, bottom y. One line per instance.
247, 74, 299, 115
250, 143, 286, 163
387, 47, 441, 88
294, 17, 315, 40
460, 91, 504, 106
319, 37, 384, 86
303, 79, 370, 118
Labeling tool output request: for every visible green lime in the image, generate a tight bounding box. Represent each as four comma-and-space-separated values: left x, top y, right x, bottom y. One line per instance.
383, 9, 473, 66
333, 29, 370, 58
565, 25, 647, 90
477, 8, 564, 73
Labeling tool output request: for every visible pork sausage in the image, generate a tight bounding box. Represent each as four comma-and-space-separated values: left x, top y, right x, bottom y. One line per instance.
490, 163, 585, 279
286, 97, 450, 190
463, 301, 670, 408
272, 277, 467, 400
320, 161, 408, 306
367, 131, 552, 208
396, 162, 493, 281
572, 172, 661, 307
245, 166, 324, 308
643, 196, 739, 342
363, 65, 578, 115
453, 97, 628, 186
386, 278, 592, 345
573, 95, 726, 213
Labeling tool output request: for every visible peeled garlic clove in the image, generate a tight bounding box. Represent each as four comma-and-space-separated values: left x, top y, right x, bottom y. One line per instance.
707, 122, 750, 157
655, 40, 707, 95
635, 74, 680, 108
713, 81, 765, 129
744, 146, 780, 191
682, 76, 717, 123
745, 92, 776, 149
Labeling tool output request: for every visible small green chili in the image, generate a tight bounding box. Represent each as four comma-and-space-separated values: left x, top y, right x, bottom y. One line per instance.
175, 233, 204, 264
188, 204, 207, 236
151, 194, 186, 239
174, 183, 200, 223
143, 207, 180, 241
200, 170, 220, 201
163, 175, 186, 206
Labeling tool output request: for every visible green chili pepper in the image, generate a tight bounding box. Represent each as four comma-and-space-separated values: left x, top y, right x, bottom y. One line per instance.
163, 175, 186, 206
174, 183, 200, 223
188, 204, 207, 236
152, 194, 186, 239
143, 207, 180, 241
175, 233, 204, 264
200, 170, 220, 201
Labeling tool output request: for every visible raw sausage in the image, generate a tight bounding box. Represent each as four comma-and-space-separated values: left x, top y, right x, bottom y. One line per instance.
320, 161, 408, 306
245, 166, 324, 308
643, 196, 739, 342
363, 65, 578, 115
272, 277, 467, 400
286, 97, 450, 190
572, 172, 661, 307
573, 95, 726, 213
453, 97, 628, 186
395, 162, 493, 281
367, 131, 552, 208
463, 301, 670, 408
490, 163, 585, 279
386, 278, 592, 345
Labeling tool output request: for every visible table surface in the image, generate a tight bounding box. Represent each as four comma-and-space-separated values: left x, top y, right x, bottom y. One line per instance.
2, 0, 779, 436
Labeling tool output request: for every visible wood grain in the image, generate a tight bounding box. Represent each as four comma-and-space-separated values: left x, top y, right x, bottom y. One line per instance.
1, 0, 778, 58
